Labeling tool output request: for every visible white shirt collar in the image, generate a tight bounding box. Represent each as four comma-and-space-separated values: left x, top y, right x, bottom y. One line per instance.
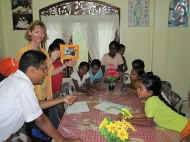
14, 70, 33, 87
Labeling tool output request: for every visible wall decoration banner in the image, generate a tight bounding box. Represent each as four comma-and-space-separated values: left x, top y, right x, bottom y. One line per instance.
128, 0, 149, 27
168, 0, 189, 27
11, 0, 33, 30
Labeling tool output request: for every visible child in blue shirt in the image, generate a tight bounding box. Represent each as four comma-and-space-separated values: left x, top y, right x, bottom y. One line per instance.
89, 59, 103, 84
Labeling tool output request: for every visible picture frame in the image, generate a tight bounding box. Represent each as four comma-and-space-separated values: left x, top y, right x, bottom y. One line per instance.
11, 0, 33, 30
60, 44, 79, 61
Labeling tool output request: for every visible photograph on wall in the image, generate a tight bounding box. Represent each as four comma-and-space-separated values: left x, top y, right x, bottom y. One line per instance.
11, 0, 33, 30
128, 0, 149, 27
168, 0, 189, 27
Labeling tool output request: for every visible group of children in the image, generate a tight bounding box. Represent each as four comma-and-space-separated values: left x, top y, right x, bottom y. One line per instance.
48, 38, 130, 95
123, 58, 190, 141
49, 35, 190, 141
50, 36, 190, 141
0, 20, 190, 142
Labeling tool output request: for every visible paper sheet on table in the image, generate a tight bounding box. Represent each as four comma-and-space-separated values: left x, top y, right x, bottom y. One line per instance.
65, 101, 89, 114
94, 101, 132, 115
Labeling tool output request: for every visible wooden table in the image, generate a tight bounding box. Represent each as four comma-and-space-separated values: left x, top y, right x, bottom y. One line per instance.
58, 83, 180, 142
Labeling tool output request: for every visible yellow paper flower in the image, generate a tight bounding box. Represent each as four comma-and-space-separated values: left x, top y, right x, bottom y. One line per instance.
99, 118, 109, 129
106, 123, 116, 134
121, 108, 133, 119
117, 129, 128, 141
122, 120, 136, 132
99, 109, 136, 142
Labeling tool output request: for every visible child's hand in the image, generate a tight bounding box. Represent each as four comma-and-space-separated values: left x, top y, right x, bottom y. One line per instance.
63, 95, 77, 105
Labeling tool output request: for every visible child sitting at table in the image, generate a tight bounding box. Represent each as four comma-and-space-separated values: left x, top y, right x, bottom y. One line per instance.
130, 59, 145, 89
89, 59, 103, 84
71, 61, 90, 93
130, 72, 190, 141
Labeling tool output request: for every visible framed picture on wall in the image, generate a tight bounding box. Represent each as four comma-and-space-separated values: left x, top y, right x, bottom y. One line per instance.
11, 0, 33, 30
168, 0, 189, 27
60, 44, 79, 61
128, 0, 149, 27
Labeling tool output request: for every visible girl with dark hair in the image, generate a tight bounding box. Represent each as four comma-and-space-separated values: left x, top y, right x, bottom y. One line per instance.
48, 39, 75, 95
131, 72, 190, 141
130, 59, 145, 89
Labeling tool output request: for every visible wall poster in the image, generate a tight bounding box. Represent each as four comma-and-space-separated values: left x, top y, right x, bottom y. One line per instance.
128, 0, 149, 27
11, 0, 33, 30
168, 0, 189, 27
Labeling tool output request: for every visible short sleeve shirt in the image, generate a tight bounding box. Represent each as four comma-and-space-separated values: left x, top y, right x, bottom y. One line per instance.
71, 70, 89, 87
145, 96, 187, 132
0, 70, 42, 141
89, 69, 103, 83
101, 53, 124, 70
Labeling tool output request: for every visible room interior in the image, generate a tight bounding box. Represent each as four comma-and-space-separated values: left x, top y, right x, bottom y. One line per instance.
0, 0, 189, 102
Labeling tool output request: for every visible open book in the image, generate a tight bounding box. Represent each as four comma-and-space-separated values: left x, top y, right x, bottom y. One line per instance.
65, 101, 89, 114
94, 101, 132, 115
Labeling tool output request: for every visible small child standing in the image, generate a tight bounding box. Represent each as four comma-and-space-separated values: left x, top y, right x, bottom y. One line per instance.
132, 72, 190, 141
48, 41, 64, 96
101, 41, 124, 74
48, 39, 75, 121
71, 61, 90, 93
49, 39, 75, 95
89, 59, 103, 84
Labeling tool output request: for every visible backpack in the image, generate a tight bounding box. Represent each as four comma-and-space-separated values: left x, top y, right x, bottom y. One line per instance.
161, 81, 181, 108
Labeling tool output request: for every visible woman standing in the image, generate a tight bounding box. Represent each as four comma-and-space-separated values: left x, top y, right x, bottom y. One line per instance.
16, 20, 52, 100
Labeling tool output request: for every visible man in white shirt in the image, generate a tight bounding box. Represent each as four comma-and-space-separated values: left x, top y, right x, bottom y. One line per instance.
0, 50, 79, 142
